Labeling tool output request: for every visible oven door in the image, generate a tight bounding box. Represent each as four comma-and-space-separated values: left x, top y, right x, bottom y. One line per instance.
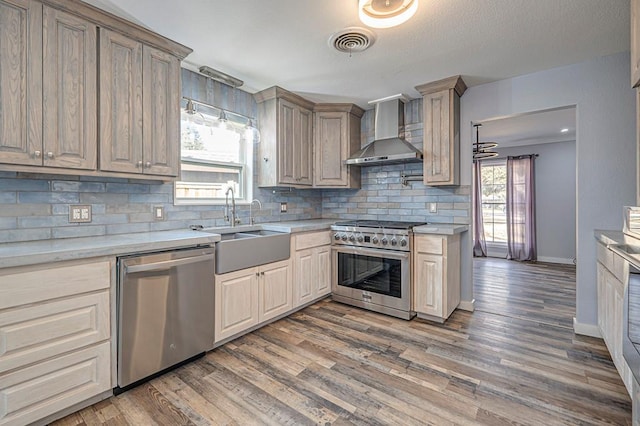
332, 245, 411, 313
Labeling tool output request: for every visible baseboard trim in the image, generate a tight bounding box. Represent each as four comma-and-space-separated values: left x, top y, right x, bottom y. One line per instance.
538, 256, 575, 265
573, 317, 601, 338
457, 299, 475, 312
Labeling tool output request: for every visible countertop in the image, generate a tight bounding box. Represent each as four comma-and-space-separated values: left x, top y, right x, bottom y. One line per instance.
0, 230, 220, 269
595, 229, 640, 270
594, 229, 627, 245
413, 224, 469, 235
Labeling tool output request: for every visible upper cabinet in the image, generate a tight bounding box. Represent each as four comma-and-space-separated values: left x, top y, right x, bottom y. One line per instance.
416, 76, 466, 186
0, 0, 191, 179
632, 0, 640, 87
313, 104, 364, 188
254, 86, 315, 187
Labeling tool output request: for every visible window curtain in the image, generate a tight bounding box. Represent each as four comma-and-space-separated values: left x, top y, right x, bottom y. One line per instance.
472, 162, 487, 257
506, 155, 536, 261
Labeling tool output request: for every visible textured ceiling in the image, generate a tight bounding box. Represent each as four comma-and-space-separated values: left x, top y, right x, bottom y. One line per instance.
84, 0, 629, 110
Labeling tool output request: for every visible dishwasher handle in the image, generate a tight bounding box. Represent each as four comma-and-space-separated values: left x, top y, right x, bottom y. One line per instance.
124, 253, 213, 274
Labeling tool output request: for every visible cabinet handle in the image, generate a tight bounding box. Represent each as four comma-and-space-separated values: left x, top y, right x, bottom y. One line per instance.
261, 271, 265, 276
145, 161, 151, 168
34, 150, 41, 158
137, 160, 143, 168
256, 272, 260, 277
263, 157, 269, 162
46, 152, 54, 158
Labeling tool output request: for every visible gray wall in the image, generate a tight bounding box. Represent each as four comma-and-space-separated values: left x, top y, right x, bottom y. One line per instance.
460, 51, 636, 333
495, 141, 576, 263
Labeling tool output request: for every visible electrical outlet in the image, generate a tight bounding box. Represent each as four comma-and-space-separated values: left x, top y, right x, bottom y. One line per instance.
154, 206, 164, 221
280, 202, 288, 213
428, 202, 437, 213
69, 205, 92, 223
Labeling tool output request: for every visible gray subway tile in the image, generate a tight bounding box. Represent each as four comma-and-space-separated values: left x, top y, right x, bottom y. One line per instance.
0, 179, 50, 191
0, 228, 51, 243
52, 225, 107, 239
52, 181, 106, 192
0, 192, 16, 203
18, 192, 79, 204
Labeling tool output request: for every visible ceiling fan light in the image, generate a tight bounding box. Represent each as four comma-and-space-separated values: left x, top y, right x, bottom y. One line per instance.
358, 0, 418, 29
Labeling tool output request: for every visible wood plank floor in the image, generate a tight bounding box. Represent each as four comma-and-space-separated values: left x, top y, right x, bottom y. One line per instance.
52, 260, 631, 425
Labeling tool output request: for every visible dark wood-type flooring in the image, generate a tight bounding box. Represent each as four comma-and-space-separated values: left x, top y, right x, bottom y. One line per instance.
52, 258, 631, 425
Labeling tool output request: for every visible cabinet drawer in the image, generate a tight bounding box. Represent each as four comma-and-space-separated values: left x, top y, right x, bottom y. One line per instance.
612, 251, 628, 283
597, 242, 613, 270
0, 291, 110, 372
0, 260, 111, 310
0, 341, 111, 426
415, 236, 444, 255
294, 231, 331, 250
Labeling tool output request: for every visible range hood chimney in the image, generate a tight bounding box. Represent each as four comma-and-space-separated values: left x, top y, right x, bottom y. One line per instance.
346, 94, 423, 166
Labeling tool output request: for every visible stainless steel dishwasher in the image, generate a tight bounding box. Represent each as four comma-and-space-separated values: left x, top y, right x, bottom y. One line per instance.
116, 246, 214, 391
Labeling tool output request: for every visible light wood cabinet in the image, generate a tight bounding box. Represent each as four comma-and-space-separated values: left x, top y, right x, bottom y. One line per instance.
632, 0, 640, 88
313, 104, 364, 188
0, 0, 42, 167
254, 86, 315, 188
0, 258, 112, 425
596, 242, 633, 395
292, 231, 332, 308
415, 76, 466, 186
215, 259, 292, 343
99, 30, 180, 177
413, 234, 461, 322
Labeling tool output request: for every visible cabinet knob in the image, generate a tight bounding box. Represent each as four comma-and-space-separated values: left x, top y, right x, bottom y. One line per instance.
145, 161, 151, 168
256, 272, 259, 277
263, 157, 269, 162
137, 161, 143, 168
261, 271, 265, 276
34, 150, 41, 158
46, 152, 54, 158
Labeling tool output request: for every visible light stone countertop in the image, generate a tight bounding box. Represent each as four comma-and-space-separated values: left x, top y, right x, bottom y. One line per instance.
413, 224, 469, 235
594, 229, 627, 246
594, 229, 640, 270
0, 230, 220, 269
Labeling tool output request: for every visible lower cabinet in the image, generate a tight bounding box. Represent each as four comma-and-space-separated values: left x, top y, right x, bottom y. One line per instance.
292, 231, 332, 307
215, 259, 292, 343
0, 258, 113, 425
596, 242, 633, 395
413, 234, 461, 322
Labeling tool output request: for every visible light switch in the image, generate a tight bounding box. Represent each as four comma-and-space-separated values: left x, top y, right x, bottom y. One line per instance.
154, 206, 164, 221
69, 205, 92, 223
428, 203, 437, 213
280, 202, 287, 213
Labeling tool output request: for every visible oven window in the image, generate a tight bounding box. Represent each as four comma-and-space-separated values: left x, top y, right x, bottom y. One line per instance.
336, 252, 402, 298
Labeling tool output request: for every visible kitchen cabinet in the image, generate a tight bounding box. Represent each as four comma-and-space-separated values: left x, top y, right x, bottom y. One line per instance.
413, 234, 461, 321
254, 86, 315, 187
415, 76, 466, 186
632, 0, 640, 88
100, 30, 180, 177
0, 258, 112, 425
0, 0, 191, 180
215, 259, 292, 343
313, 104, 364, 188
292, 231, 332, 307
596, 241, 633, 395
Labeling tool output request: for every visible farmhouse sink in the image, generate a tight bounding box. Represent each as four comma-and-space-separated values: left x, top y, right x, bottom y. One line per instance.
210, 228, 291, 274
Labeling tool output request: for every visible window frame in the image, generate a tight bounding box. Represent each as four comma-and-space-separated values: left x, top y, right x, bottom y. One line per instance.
479, 159, 507, 245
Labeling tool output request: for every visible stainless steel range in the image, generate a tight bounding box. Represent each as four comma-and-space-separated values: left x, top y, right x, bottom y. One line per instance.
331, 220, 426, 320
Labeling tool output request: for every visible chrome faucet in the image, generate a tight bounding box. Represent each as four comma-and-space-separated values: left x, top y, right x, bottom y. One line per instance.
249, 199, 262, 225
225, 187, 240, 226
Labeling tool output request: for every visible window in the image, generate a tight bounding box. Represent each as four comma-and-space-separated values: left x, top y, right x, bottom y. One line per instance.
175, 101, 254, 205
480, 160, 507, 243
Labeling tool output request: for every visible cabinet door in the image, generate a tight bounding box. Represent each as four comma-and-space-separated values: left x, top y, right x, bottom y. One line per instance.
278, 99, 297, 185
413, 253, 443, 317
259, 260, 292, 322
314, 112, 348, 187
315, 245, 332, 297
0, 0, 42, 166
296, 106, 313, 186
42, 6, 97, 170
142, 45, 180, 176
99, 29, 143, 174
423, 89, 458, 186
633, 0, 640, 87
215, 268, 259, 342
294, 248, 314, 307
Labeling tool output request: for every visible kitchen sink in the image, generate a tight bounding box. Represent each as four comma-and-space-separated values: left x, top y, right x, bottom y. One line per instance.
211, 229, 291, 274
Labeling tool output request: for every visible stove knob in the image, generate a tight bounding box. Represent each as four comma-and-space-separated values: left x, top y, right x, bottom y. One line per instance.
341, 234, 348, 241
372, 236, 379, 244
357, 234, 364, 243
381, 237, 388, 245
348, 234, 356, 242
390, 238, 398, 246
334, 233, 341, 241
400, 238, 408, 247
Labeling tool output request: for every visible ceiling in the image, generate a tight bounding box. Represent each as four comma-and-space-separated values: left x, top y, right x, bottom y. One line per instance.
83, 0, 629, 109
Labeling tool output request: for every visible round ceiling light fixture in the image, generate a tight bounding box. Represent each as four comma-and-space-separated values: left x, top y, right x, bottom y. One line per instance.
358, 0, 419, 29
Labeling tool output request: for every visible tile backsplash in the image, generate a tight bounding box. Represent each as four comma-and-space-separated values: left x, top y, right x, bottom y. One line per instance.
0, 70, 469, 244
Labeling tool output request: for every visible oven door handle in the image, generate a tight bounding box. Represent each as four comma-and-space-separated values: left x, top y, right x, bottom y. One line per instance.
331, 245, 410, 260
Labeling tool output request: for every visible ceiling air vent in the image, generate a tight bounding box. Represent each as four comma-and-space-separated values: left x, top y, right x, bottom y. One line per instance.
329, 27, 375, 54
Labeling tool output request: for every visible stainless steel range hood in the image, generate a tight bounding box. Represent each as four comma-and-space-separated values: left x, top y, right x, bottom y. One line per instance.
346, 94, 423, 166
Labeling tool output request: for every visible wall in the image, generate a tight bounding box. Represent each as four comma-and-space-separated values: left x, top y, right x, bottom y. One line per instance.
460, 51, 636, 333
494, 141, 576, 263
0, 69, 322, 244
322, 99, 471, 223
